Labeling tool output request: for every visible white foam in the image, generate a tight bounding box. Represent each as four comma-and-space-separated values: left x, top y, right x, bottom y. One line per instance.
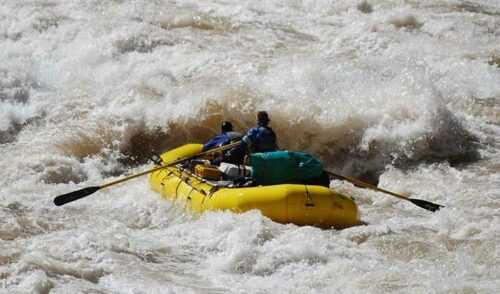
2, 0, 500, 293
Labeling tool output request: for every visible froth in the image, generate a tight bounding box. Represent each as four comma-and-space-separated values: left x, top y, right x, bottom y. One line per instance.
0, 69, 41, 144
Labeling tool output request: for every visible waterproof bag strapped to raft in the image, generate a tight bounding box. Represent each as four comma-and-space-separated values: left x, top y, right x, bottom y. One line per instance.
250, 151, 324, 185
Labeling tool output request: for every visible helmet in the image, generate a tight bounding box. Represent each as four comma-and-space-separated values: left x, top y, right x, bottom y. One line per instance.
221, 121, 233, 133
257, 111, 270, 125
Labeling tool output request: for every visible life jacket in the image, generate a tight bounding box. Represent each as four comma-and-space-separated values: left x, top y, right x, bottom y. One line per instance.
253, 126, 277, 153
226, 131, 243, 142
202, 133, 230, 151
202, 132, 242, 152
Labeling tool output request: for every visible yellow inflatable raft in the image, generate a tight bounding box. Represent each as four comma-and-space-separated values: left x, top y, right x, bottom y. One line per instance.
149, 144, 360, 228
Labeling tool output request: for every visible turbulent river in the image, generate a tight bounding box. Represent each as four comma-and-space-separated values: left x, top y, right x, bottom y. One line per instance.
1, 0, 500, 293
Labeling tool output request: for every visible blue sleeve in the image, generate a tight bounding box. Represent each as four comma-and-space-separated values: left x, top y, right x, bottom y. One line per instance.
202, 134, 230, 151
240, 127, 258, 152
242, 128, 258, 145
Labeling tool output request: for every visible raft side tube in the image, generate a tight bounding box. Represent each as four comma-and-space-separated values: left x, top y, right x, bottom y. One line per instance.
149, 144, 360, 228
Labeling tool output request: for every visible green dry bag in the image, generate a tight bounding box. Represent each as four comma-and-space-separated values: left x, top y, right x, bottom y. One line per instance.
250, 151, 324, 185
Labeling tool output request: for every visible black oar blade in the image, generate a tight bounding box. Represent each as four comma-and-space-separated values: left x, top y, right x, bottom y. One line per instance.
53, 186, 101, 206
409, 198, 444, 212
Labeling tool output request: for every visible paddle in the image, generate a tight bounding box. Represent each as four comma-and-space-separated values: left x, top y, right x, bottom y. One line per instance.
53, 141, 241, 206
325, 170, 444, 212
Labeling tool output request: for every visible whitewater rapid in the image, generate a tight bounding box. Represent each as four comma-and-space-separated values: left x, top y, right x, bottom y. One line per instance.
1, 0, 500, 293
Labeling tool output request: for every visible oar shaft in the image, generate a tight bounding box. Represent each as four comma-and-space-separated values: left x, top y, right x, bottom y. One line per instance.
326, 170, 443, 212
99, 166, 165, 189
101, 141, 241, 189
53, 141, 242, 206
334, 173, 408, 201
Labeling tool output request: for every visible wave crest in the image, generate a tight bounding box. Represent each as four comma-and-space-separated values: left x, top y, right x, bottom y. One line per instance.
55, 95, 478, 184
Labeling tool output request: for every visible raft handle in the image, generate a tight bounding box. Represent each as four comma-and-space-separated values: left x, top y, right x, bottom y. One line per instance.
304, 185, 315, 207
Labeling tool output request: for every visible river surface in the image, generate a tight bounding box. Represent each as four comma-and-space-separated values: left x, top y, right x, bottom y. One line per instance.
1, 0, 500, 293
